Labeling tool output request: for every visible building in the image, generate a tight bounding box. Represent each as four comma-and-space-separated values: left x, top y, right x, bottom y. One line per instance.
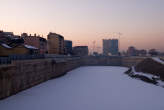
73, 46, 88, 56
103, 39, 119, 55
0, 43, 38, 56
138, 49, 147, 56
148, 49, 158, 56
0, 31, 26, 48
21, 33, 47, 54
127, 46, 138, 56
64, 40, 73, 55
127, 46, 147, 56
0, 31, 15, 44
47, 32, 64, 54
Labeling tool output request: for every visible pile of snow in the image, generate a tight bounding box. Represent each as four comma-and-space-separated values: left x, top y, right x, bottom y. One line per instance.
134, 57, 164, 79
24, 45, 38, 49
0, 43, 38, 50
0, 66, 164, 110
1, 43, 12, 48
152, 57, 164, 65
132, 67, 159, 79
157, 80, 164, 87
132, 67, 164, 87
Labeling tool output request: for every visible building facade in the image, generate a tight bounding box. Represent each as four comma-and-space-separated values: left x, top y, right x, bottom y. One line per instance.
21, 33, 47, 54
127, 46, 138, 56
0, 43, 38, 56
103, 39, 119, 55
127, 46, 147, 56
0, 31, 15, 44
64, 40, 73, 55
73, 46, 88, 56
47, 32, 64, 54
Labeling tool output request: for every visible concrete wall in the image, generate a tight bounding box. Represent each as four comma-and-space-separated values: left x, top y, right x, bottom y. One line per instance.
0, 56, 145, 99
122, 57, 146, 67
82, 56, 122, 66
81, 56, 145, 67
0, 57, 82, 99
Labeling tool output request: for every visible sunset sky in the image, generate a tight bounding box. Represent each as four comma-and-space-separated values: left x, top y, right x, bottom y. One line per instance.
0, 0, 164, 52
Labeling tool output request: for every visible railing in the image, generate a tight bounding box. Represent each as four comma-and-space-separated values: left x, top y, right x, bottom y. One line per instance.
9, 54, 45, 60
0, 57, 11, 65
0, 54, 81, 65
0, 54, 45, 65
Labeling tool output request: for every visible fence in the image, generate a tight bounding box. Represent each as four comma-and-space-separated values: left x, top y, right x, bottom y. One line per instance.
0, 57, 11, 65
0, 54, 81, 65
0, 54, 45, 65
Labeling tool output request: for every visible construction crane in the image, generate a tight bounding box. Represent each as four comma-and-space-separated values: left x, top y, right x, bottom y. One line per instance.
96, 46, 101, 53
117, 32, 123, 52
92, 41, 96, 54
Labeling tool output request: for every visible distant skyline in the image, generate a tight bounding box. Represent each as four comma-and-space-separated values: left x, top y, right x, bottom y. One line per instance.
0, 0, 164, 52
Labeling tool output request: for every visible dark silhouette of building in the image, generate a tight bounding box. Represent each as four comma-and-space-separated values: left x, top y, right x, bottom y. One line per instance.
148, 49, 159, 56
103, 39, 119, 55
127, 46, 138, 56
127, 46, 147, 56
73, 46, 88, 56
0, 30, 25, 47
0, 31, 15, 44
64, 40, 72, 55
138, 49, 147, 56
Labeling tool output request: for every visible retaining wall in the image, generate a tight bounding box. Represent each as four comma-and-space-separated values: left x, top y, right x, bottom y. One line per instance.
122, 57, 146, 67
0, 56, 145, 99
82, 56, 122, 66
0, 57, 82, 99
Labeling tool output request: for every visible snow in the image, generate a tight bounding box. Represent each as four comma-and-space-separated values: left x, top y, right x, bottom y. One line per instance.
157, 80, 164, 87
24, 45, 38, 49
130, 67, 164, 87
152, 57, 164, 65
132, 67, 159, 79
1, 43, 12, 48
0, 66, 164, 110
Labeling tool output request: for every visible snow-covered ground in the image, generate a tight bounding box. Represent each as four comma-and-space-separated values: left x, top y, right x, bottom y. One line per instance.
0, 66, 164, 110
